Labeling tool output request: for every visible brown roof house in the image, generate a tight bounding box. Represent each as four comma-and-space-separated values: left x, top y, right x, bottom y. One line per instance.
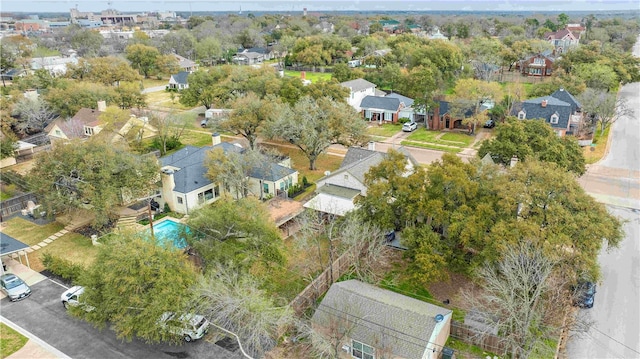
45, 101, 156, 147
520, 50, 556, 77
544, 28, 579, 54
312, 280, 453, 359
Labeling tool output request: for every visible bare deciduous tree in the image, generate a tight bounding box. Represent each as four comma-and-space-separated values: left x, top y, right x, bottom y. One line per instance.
462, 241, 586, 358
12, 97, 57, 135
578, 88, 633, 136
193, 265, 295, 358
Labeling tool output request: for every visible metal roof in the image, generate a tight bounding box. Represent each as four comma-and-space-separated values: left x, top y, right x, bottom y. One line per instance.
0, 233, 29, 256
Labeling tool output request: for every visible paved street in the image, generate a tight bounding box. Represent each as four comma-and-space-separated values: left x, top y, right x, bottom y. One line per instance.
1, 279, 242, 359
566, 34, 640, 359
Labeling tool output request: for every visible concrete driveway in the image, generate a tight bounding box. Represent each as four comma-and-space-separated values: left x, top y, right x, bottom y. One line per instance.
1, 279, 242, 359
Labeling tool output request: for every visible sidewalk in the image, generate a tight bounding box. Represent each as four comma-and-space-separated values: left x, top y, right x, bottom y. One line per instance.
1, 316, 71, 359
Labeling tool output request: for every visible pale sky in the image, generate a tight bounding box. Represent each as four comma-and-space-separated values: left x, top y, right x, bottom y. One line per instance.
1, 0, 639, 13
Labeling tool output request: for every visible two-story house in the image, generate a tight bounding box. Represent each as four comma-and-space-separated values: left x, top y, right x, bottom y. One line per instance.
545, 28, 579, 54
520, 50, 556, 77
340, 79, 378, 112
510, 88, 583, 137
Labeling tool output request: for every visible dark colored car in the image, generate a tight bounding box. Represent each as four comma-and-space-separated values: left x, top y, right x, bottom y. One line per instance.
572, 281, 596, 308
483, 119, 495, 128
0, 273, 32, 301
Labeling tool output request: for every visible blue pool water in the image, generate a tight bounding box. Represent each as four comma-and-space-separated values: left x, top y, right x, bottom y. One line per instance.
143, 219, 190, 249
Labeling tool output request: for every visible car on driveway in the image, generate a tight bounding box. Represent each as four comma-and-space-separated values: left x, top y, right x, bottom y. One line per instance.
402, 122, 418, 132
483, 119, 495, 128
572, 281, 596, 308
1, 273, 32, 301
61, 285, 95, 311
158, 312, 210, 342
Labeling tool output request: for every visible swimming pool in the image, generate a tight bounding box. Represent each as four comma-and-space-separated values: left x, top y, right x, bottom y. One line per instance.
142, 219, 191, 249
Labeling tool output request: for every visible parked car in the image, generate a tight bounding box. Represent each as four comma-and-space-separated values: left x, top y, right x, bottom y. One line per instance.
60, 285, 95, 311
0, 273, 32, 301
402, 122, 418, 132
158, 312, 210, 342
572, 281, 596, 308
483, 119, 495, 128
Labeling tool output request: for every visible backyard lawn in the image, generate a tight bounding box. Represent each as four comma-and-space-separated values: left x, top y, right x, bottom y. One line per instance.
283, 70, 332, 83
141, 78, 169, 89
27, 232, 99, 272
2, 217, 64, 246
145, 91, 192, 111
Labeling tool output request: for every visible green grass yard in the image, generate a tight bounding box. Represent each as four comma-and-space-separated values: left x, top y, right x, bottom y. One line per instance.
283, 70, 332, 83
0, 323, 28, 358
366, 123, 403, 137
1, 218, 64, 246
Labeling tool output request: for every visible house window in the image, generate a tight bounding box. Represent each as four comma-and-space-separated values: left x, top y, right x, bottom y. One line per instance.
177, 197, 183, 204
263, 183, 269, 194
84, 126, 94, 136
55, 129, 62, 136
384, 111, 393, 121
214, 185, 220, 198
352, 340, 375, 359
204, 188, 214, 201
550, 113, 559, 124
534, 58, 544, 65
344, 174, 349, 180
518, 111, 526, 120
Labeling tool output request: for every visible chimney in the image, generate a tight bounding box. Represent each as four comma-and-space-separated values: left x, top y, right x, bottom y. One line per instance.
541, 100, 548, 108
368, 141, 376, 151
300, 71, 306, 80
97, 100, 107, 112
160, 168, 176, 212
510, 156, 519, 168
212, 132, 221, 146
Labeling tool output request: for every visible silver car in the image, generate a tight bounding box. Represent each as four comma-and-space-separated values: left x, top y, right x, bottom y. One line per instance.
0, 273, 32, 301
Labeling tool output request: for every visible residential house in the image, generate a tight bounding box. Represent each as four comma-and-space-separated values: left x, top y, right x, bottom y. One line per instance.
45, 102, 156, 146
304, 145, 416, 216
243, 47, 277, 61
428, 100, 473, 130
314, 21, 334, 33
378, 19, 400, 33
232, 51, 265, 65
510, 88, 583, 137
0, 68, 26, 82
520, 51, 555, 77
385, 92, 424, 122
312, 280, 452, 359
360, 96, 402, 124
168, 71, 189, 90
159, 134, 298, 214
545, 28, 579, 54
173, 54, 198, 72
31, 55, 79, 76
340, 79, 377, 112
427, 27, 448, 40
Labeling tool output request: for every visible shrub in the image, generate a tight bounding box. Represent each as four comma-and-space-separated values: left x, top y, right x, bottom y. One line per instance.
41, 253, 85, 283
302, 176, 309, 187
398, 117, 411, 124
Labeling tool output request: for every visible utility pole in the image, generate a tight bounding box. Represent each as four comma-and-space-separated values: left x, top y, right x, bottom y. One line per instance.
148, 200, 155, 239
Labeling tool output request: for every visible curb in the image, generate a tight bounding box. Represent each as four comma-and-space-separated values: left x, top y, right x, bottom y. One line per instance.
1, 316, 72, 359
588, 193, 640, 211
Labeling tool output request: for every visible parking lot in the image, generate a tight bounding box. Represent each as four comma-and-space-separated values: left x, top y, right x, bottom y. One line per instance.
1, 278, 242, 359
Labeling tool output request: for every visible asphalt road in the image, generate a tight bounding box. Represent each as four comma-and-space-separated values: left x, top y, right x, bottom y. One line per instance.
1, 279, 242, 359
565, 206, 640, 359
566, 34, 640, 359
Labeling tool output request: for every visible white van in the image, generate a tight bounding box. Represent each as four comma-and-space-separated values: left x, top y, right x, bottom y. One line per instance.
60, 286, 95, 312
158, 312, 210, 342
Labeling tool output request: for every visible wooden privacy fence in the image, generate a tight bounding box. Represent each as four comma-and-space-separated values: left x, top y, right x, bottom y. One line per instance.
290, 245, 357, 314
450, 320, 507, 356
0, 192, 37, 218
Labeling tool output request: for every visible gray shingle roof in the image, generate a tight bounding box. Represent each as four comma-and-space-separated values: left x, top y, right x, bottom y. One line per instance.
171, 71, 190, 85
360, 96, 401, 112
248, 162, 296, 182
386, 92, 414, 108
550, 88, 581, 112
341, 147, 379, 168
312, 280, 451, 359
511, 96, 572, 130
340, 78, 376, 92
160, 144, 242, 194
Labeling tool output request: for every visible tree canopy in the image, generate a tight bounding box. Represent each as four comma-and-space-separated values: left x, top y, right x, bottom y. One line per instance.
357, 152, 622, 283
478, 117, 586, 175
29, 140, 159, 228
264, 96, 368, 170
75, 234, 198, 344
